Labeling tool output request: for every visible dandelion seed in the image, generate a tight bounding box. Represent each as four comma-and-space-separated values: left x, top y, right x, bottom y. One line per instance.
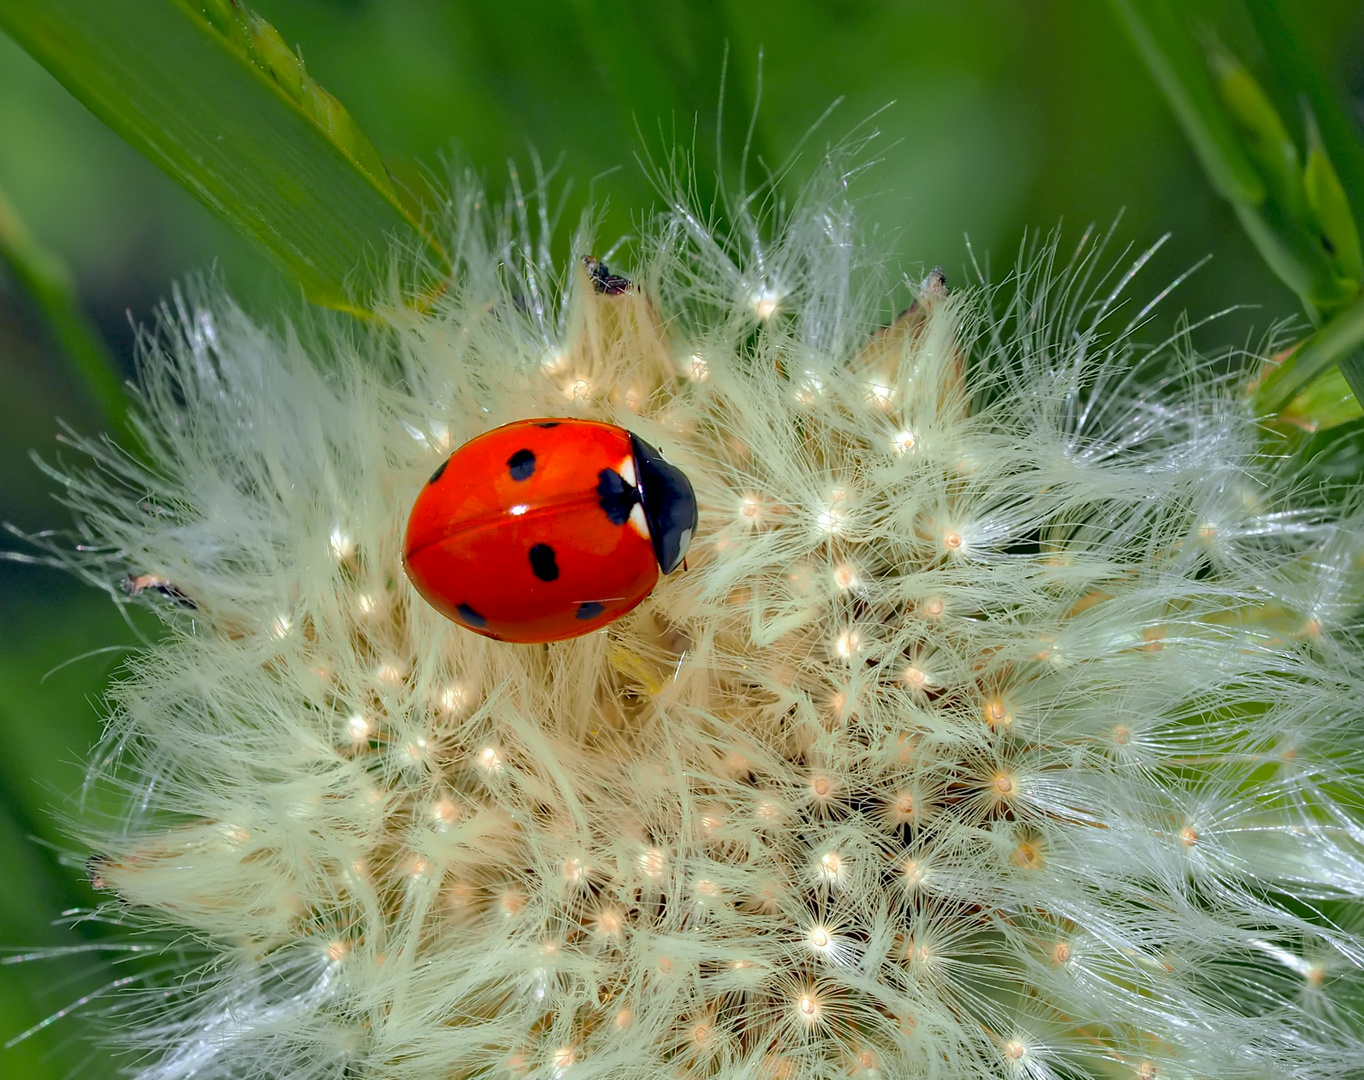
752, 286, 781, 321
833, 627, 861, 658
795, 370, 824, 405
329, 527, 354, 559
792, 987, 824, 1027
891, 429, 917, 455
476, 746, 504, 776
816, 489, 849, 534
832, 562, 858, 590
550, 1045, 576, 1077
403, 737, 429, 764
1012, 839, 1045, 869
431, 796, 459, 826
851, 1046, 879, 1076
900, 664, 932, 691
983, 696, 1013, 731
904, 937, 935, 966
586, 906, 625, 949
814, 848, 848, 887
886, 790, 918, 826
638, 846, 666, 880
437, 684, 470, 713
376, 661, 404, 686
755, 798, 784, 826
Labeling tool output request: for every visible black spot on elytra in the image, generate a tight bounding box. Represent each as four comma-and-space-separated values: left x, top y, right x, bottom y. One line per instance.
576, 601, 605, 620
507, 448, 535, 481
536, 421, 560, 428
529, 544, 559, 582
428, 457, 450, 485
456, 603, 486, 628
597, 468, 639, 526
584, 255, 631, 295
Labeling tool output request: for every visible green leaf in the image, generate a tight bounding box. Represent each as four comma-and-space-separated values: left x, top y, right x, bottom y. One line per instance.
1208, 47, 1303, 221
0, 0, 446, 312
1232, 197, 1358, 315
1108, 0, 1265, 206
1255, 290, 1364, 412
1272, 364, 1362, 434
1304, 114, 1364, 284
0, 182, 131, 441
1244, 0, 1364, 241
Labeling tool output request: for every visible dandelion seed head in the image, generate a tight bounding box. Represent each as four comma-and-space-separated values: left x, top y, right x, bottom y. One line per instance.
39, 167, 1364, 1080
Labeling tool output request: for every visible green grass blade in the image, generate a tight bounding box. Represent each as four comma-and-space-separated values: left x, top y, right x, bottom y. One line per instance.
0, 0, 445, 312
1273, 366, 1363, 434
1244, 0, 1364, 238
1304, 115, 1364, 284
1108, 0, 1264, 206
0, 183, 131, 440
1256, 290, 1364, 412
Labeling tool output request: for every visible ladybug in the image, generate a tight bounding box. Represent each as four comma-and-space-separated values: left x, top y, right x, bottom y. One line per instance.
404, 418, 698, 643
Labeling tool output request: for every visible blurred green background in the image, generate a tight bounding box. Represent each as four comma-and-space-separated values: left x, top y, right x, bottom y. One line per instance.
2, 1, 1363, 1075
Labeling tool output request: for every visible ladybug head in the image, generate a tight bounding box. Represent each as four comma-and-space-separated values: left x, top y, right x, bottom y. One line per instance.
629, 433, 698, 575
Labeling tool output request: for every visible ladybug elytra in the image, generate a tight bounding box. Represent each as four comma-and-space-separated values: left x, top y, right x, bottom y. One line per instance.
403, 418, 698, 643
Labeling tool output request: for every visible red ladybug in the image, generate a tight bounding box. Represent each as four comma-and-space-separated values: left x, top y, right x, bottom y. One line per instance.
404, 418, 698, 643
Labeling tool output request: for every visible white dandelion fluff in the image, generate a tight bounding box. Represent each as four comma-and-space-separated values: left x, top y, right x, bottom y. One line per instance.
27, 161, 1364, 1079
